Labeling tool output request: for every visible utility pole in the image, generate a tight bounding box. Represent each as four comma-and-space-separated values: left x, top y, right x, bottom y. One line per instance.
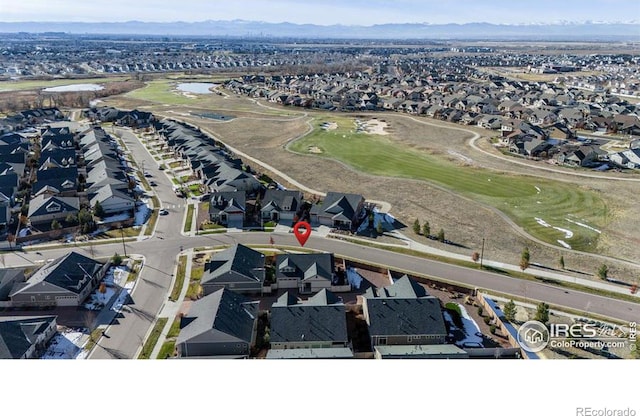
480, 237, 485, 269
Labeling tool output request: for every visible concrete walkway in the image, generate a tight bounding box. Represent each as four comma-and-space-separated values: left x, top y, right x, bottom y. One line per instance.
146, 249, 193, 359
344, 230, 637, 297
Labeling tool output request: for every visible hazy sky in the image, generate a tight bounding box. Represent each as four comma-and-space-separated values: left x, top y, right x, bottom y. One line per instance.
0, 0, 638, 25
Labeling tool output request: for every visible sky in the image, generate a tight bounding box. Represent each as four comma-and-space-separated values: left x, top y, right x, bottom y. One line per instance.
0, 0, 638, 25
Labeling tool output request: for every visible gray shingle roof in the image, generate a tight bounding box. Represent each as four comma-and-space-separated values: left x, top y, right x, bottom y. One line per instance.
177, 288, 257, 345
11, 252, 103, 296
202, 244, 265, 285
0, 316, 56, 359
275, 253, 334, 282
364, 276, 446, 338
311, 192, 364, 222
270, 289, 348, 344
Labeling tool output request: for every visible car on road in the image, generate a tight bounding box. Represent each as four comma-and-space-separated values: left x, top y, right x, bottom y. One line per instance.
159, 209, 169, 216
144, 173, 153, 178
150, 181, 158, 187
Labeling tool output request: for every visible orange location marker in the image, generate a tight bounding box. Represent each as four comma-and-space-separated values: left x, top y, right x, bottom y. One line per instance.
293, 221, 312, 246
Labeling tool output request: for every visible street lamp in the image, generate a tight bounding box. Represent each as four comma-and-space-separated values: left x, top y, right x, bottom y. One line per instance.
480, 237, 485, 269
120, 226, 127, 257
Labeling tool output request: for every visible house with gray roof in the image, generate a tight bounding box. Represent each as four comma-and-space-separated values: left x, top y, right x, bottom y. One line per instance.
267, 289, 353, 359
362, 275, 447, 351
0, 316, 58, 359
27, 194, 79, 227
88, 183, 135, 215
275, 252, 336, 294
176, 288, 259, 358
201, 244, 265, 295
310, 191, 365, 230
208, 191, 246, 229
0, 268, 24, 302
260, 189, 304, 223
8, 251, 108, 307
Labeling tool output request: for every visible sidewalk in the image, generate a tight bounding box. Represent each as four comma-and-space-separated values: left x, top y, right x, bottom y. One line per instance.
346, 230, 639, 298
146, 249, 193, 359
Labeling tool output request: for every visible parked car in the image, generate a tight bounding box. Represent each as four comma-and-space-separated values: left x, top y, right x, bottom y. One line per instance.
159, 209, 169, 216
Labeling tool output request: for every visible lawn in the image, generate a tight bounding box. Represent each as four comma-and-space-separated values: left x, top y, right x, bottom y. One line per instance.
184, 204, 195, 233
138, 317, 168, 359
169, 256, 188, 302
289, 116, 608, 252
125, 80, 199, 105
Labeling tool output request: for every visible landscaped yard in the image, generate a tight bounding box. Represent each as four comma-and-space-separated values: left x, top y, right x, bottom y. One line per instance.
184, 204, 195, 232
169, 255, 188, 302
289, 116, 609, 252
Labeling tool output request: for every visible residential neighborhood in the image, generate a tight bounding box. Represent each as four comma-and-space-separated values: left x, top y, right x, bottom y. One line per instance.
0, 31, 639, 365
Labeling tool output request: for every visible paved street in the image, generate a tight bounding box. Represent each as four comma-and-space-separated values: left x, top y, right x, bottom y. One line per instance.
2, 125, 637, 359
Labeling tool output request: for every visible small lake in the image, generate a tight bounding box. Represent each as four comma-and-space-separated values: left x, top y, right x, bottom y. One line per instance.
176, 82, 217, 94
42, 83, 104, 92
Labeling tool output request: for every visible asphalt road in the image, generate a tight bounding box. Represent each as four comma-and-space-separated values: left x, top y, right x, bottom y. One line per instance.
3, 126, 636, 359
6, 229, 638, 359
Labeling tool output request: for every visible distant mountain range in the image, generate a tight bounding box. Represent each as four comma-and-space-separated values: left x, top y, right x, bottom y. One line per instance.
1, 20, 639, 40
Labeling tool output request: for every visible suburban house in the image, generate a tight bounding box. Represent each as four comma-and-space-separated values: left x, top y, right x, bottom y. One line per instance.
88, 183, 136, 215
8, 251, 108, 308
27, 194, 80, 227
176, 288, 259, 358
0, 316, 58, 359
201, 244, 266, 295
260, 189, 304, 223
0, 268, 24, 302
310, 192, 365, 230
557, 145, 605, 167
362, 275, 448, 354
609, 148, 640, 169
267, 289, 353, 359
275, 252, 337, 294
208, 191, 246, 229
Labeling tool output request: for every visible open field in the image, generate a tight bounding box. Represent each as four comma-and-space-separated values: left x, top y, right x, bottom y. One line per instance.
102, 80, 640, 281
289, 116, 609, 252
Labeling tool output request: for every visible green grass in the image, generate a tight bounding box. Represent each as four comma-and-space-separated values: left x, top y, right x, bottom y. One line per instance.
158, 341, 176, 359
167, 318, 182, 338
104, 227, 140, 238
144, 209, 159, 236
183, 204, 195, 233
186, 265, 204, 299
84, 328, 105, 352
127, 259, 143, 283
138, 318, 168, 359
289, 116, 608, 252
169, 256, 187, 301
125, 80, 200, 105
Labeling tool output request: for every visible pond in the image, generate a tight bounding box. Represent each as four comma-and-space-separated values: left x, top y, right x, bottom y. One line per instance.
176, 82, 217, 94
42, 83, 104, 92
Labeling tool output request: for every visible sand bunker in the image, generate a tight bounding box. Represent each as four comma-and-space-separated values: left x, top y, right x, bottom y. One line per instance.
355, 118, 389, 135
308, 146, 323, 154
